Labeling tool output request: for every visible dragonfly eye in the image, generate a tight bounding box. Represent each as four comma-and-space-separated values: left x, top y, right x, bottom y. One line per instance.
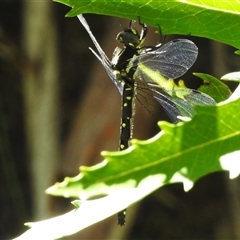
116, 28, 140, 47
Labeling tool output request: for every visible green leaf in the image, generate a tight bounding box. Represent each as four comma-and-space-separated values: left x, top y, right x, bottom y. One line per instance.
16, 95, 240, 239
55, 0, 240, 48
194, 73, 232, 102
47, 95, 240, 200
235, 50, 240, 55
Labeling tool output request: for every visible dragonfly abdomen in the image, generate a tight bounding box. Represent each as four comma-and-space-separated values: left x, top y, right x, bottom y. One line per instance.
119, 79, 135, 151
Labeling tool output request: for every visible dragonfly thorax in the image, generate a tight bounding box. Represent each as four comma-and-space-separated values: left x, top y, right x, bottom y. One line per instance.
112, 21, 147, 79
112, 46, 138, 74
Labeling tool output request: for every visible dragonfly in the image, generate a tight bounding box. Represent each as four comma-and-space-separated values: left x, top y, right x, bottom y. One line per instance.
77, 14, 215, 225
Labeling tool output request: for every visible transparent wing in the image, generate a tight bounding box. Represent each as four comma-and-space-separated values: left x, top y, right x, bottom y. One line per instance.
135, 39, 198, 81
77, 14, 123, 95
148, 83, 216, 122
89, 48, 123, 95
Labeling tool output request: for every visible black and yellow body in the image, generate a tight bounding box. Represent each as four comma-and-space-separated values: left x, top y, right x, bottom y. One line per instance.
112, 21, 148, 226
78, 14, 215, 227
113, 20, 147, 151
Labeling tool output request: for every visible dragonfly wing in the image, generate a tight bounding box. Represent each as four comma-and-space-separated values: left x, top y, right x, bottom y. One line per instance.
104, 62, 123, 95
78, 14, 123, 95
152, 89, 194, 122
153, 93, 184, 122
89, 48, 123, 95
183, 89, 216, 105
149, 84, 216, 122
136, 39, 198, 80
135, 80, 162, 116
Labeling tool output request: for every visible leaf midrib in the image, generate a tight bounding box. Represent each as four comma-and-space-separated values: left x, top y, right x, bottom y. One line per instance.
84, 129, 240, 186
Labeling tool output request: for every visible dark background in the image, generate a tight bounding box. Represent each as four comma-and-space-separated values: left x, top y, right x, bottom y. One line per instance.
0, 1, 239, 239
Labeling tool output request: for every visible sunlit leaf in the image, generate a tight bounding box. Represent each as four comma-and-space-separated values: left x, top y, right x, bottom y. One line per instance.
14, 175, 166, 240
47, 96, 240, 200
15, 93, 240, 239
221, 72, 240, 82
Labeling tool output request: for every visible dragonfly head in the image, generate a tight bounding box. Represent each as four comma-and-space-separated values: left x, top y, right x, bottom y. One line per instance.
116, 27, 141, 48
